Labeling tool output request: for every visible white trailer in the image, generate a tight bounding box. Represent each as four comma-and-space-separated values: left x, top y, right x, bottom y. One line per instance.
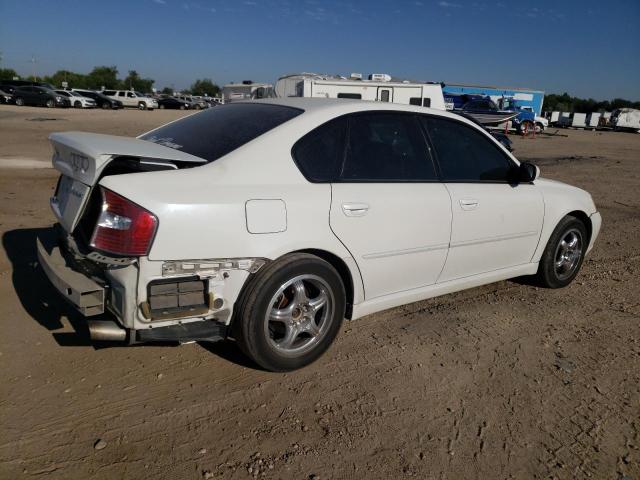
611, 108, 640, 132
222, 81, 274, 103
557, 112, 572, 127
586, 112, 601, 128
550, 111, 560, 124
275, 73, 446, 110
571, 113, 587, 128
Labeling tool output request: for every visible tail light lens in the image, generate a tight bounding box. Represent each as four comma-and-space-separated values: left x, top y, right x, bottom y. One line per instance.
90, 187, 158, 256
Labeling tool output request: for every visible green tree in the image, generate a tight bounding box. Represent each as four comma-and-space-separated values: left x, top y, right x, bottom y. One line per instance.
0, 68, 18, 80
122, 70, 154, 93
190, 78, 220, 97
160, 86, 173, 95
44, 70, 89, 89
86, 66, 119, 89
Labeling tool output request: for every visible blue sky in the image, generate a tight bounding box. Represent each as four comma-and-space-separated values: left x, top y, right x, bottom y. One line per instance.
1, 0, 638, 99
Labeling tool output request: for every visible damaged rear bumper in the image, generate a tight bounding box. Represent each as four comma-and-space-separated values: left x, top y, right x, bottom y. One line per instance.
36, 228, 233, 344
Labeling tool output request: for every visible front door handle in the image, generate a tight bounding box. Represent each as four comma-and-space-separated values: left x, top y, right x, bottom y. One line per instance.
342, 203, 369, 217
459, 198, 479, 211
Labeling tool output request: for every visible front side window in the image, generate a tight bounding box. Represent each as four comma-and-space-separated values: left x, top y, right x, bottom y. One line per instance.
341, 113, 436, 182
421, 116, 513, 182
140, 103, 303, 163
409, 97, 421, 106
422, 98, 431, 107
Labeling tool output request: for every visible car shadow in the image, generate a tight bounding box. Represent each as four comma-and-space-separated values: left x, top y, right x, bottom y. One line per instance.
2, 227, 263, 366
2, 227, 100, 347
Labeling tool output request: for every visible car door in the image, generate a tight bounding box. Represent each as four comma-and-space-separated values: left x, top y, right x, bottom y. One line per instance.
420, 115, 544, 282
324, 112, 451, 300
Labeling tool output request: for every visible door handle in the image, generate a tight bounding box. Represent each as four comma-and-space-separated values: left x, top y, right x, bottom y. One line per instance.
342, 203, 369, 217
459, 199, 479, 211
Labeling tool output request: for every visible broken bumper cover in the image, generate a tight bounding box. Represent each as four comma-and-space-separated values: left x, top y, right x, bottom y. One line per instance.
36, 235, 105, 316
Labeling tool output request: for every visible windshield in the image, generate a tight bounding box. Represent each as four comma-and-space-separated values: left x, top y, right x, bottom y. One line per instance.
140, 103, 303, 163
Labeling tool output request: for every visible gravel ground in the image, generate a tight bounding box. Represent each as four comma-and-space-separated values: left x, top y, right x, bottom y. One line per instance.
0, 105, 638, 480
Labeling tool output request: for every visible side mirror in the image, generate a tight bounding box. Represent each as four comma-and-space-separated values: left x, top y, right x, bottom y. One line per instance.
518, 161, 540, 183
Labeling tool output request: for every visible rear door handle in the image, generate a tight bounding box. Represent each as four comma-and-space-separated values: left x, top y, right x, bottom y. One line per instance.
342, 203, 369, 217
459, 198, 479, 211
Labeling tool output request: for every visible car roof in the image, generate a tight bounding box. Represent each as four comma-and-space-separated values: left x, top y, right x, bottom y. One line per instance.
242, 97, 474, 124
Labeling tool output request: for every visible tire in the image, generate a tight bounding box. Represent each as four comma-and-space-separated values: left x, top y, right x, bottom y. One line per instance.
101, 102, 109, 109
535, 122, 545, 133
159, 104, 165, 109
74, 101, 82, 108
179, 105, 185, 110
45, 99, 55, 108
15, 97, 24, 106
233, 253, 345, 372
138, 101, 146, 110
194, 104, 201, 110
519, 120, 533, 136
535, 216, 588, 288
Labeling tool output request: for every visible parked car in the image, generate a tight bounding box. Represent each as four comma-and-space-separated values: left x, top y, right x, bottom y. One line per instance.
55, 90, 96, 108
173, 95, 202, 110
13, 86, 70, 108
0, 88, 13, 104
38, 98, 601, 371
71, 89, 123, 110
0, 80, 55, 94
158, 97, 191, 110
102, 90, 158, 110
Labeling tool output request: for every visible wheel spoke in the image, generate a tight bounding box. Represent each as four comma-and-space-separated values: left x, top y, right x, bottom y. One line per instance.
567, 234, 579, 248
559, 240, 569, 253
278, 324, 299, 349
555, 258, 565, 270
308, 290, 328, 313
292, 280, 308, 305
269, 305, 293, 323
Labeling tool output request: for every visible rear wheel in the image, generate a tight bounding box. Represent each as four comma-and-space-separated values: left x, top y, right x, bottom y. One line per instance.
234, 253, 345, 371
535, 122, 545, 133
74, 100, 82, 108
535, 216, 587, 288
45, 99, 55, 108
101, 102, 109, 109
159, 104, 165, 109
138, 101, 146, 110
15, 97, 24, 106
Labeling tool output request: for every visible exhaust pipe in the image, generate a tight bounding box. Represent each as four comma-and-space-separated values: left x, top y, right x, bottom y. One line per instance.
88, 320, 127, 342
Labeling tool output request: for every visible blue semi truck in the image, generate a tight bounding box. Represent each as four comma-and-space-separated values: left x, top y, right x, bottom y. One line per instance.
443, 84, 547, 133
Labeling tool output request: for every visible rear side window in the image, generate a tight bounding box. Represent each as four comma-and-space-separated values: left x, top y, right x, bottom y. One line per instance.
409, 98, 421, 106
421, 116, 513, 182
140, 103, 303, 163
292, 118, 346, 182
103, 90, 115, 96
341, 113, 436, 182
422, 98, 431, 107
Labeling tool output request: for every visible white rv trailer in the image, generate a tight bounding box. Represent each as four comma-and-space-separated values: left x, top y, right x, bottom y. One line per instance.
571, 113, 587, 128
611, 108, 640, 132
275, 73, 446, 110
586, 112, 601, 128
222, 81, 274, 103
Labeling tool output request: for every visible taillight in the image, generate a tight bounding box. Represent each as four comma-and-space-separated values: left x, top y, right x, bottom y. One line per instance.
90, 187, 158, 256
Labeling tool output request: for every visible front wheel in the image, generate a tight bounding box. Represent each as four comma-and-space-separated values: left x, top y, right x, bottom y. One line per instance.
159, 104, 165, 109
535, 216, 588, 288
45, 99, 55, 108
519, 120, 533, 135
234, 253, 345, 371
535, 122, 545, 133
15, 97, 24, 106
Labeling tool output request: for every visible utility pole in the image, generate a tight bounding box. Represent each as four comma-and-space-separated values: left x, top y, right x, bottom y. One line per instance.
29, 55, 37, 80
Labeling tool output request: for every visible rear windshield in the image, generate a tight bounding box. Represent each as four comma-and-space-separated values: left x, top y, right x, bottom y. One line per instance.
140, 103, 303, 163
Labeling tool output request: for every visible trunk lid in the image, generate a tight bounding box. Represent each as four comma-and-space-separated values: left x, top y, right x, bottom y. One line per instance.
49, 131, 206, 233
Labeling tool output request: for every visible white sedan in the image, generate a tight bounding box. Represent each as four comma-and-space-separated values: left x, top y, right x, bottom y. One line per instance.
54, 90, 96, 108
37, 99, 601, 371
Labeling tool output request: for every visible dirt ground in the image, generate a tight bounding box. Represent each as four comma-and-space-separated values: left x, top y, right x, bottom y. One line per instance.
0, 105, 638, 480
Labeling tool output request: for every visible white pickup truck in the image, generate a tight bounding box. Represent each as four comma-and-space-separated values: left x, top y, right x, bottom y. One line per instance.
102, 90, 158, 110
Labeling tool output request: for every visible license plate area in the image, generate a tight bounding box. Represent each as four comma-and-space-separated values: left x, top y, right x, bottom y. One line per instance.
51, 175, 91, 232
